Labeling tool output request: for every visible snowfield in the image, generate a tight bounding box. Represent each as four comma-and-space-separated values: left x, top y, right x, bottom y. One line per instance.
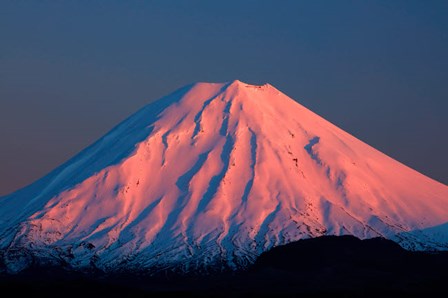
1, 80, 447, 273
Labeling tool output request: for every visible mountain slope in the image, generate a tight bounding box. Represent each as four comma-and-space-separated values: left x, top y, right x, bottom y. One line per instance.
1, 80, 447, 273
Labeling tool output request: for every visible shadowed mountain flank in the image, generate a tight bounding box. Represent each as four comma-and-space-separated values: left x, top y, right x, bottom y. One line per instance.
2, 236, 447, 297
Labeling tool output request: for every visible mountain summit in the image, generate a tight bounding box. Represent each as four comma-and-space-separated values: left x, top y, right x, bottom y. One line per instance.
1, 80, 447, 273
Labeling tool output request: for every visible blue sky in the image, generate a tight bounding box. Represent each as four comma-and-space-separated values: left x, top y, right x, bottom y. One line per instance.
1, 0, 447, 194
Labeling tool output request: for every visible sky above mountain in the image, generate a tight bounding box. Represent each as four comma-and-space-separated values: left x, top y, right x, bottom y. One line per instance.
1, 0, 447, 195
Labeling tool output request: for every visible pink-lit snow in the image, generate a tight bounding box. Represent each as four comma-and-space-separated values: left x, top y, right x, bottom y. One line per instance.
1, 80, 447, 273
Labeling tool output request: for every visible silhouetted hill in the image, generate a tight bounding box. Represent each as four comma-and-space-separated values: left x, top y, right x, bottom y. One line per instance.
246, 235, 448, 296
256, 234, 406, 270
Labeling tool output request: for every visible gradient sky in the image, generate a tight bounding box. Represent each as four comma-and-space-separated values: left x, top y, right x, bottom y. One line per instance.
1, 0, 447, 195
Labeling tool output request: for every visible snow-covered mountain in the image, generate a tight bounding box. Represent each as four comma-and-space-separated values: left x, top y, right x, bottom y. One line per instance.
1, 80, 447, 273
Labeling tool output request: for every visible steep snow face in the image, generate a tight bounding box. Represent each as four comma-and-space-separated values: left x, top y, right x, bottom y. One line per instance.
1, 80, 447, 273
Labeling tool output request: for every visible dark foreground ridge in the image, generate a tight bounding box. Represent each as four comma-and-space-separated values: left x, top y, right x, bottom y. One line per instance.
1, 235, 448, 297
